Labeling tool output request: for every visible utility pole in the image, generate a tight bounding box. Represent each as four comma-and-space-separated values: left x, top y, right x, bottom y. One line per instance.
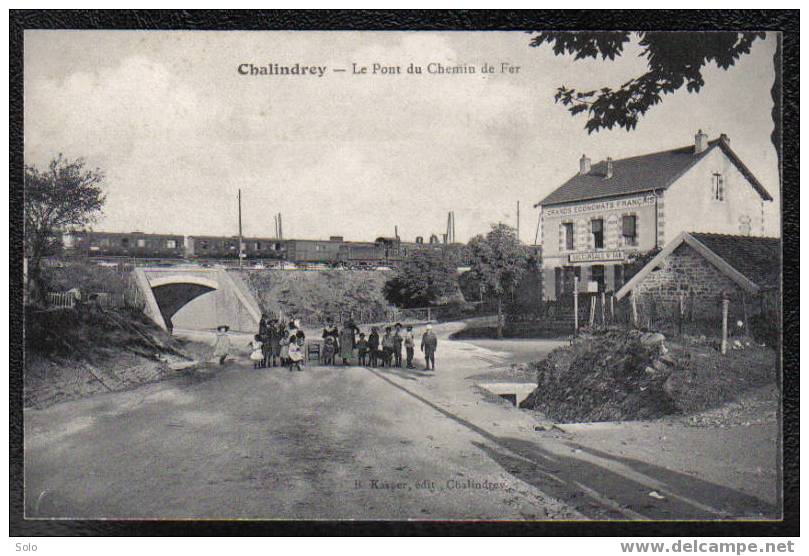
517, 201, 520, 242
237, 189, 244, 269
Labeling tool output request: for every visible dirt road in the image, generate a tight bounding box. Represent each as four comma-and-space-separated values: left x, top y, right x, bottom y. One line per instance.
24, 323, 779, 520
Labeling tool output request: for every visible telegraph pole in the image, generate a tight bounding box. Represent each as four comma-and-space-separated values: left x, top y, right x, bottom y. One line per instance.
517, 201, 520, 242
238, 189, 243, 269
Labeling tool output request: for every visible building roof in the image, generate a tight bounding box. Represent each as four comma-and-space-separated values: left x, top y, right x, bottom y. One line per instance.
689, 232, 781, 290
535, 136, 772, 208
615, 231, 781, 300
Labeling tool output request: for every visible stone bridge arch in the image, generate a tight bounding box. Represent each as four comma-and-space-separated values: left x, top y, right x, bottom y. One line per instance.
133, 268, 261, 333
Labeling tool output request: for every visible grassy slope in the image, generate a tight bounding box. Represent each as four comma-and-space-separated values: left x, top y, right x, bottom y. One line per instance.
237, 269, 392, 324
24, 305, 204, 408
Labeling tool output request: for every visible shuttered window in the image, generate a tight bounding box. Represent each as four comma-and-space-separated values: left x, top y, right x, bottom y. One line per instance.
713, 173, 725, 201
563, 222, 574, 250
622, 215, 637, 246
591, 219, 604, 249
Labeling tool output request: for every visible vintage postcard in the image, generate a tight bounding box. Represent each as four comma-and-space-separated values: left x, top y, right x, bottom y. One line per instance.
15, 20, 792, 530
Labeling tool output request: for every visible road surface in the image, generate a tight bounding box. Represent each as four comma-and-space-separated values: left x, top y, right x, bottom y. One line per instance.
24, 324, 778, 520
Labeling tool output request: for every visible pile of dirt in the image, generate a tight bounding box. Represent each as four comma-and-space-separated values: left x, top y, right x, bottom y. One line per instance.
519, 329, 681, 422
520, 328, 777, 424
24, 305, 203, 408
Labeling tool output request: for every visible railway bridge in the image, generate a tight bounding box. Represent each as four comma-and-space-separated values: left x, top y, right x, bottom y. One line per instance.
133, 267, 261, 333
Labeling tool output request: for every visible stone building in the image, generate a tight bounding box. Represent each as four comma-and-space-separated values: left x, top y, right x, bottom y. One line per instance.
534, 131, 773, 301
615, 231, 780, 320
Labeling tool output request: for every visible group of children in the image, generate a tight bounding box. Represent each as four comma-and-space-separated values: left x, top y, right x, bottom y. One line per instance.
356, 323, 418, 368
248, 316, 307, 372
241, 315, 439, 372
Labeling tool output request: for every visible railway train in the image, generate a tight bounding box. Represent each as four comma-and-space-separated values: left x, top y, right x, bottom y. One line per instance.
61, 230, 464, 268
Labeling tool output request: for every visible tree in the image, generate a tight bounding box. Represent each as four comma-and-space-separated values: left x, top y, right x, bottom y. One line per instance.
531, 31, 769, 132
383, 249, 459, 309
467, 224, 531, 338
25, 154, 106, 302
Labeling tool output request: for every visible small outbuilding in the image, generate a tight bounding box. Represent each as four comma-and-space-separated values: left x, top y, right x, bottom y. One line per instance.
615, 231, 780, 322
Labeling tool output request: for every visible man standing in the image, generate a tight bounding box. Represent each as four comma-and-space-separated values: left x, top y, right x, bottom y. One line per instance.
404, 325, 416, 369
393, 323, 404, 368
421, 324, 438, 371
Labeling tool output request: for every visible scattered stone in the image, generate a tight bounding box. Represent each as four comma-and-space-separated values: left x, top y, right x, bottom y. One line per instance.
640, 332, 666, 347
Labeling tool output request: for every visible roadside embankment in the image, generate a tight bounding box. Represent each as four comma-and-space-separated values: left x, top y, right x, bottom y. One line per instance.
24, 305, 208, 408
236, 269, 392, 323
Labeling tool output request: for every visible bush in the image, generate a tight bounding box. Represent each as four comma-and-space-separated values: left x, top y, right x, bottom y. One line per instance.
41, 259, 136, 299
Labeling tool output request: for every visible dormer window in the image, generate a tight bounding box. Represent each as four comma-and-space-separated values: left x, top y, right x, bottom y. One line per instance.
712, 173, 725, 201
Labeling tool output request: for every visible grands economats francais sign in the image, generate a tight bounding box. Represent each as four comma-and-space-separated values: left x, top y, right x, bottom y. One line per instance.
543, 194, 657, 217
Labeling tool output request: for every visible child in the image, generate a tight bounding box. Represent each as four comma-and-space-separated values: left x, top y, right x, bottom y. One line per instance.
265, 320, 281, 368
393, 323, 404, 368
368, 327, 380, 367
357, 332, 369, 366
288, 336, 304, 372
213, 325, 231, 366
404, 325, 416, 369
382, 326, 394, 367
279, 329, 290, 366
248, 334, 264, 369
323, 335, 336, 366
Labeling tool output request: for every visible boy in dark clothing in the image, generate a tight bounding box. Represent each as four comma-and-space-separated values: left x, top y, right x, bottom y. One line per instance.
368, 327, 380, 367
393, 323, 404, 367
381, 327, 394, 367
404, 325, 416, 369
357, 333, 369, 366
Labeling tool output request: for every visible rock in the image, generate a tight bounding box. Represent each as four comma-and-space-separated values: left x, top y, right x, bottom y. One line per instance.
659, 354, 678, 367
641, 332, 666, 347
648, 491, 666, 500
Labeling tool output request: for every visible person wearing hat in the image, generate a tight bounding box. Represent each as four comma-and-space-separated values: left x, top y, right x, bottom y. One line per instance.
421, 324, 438, 371
404, 325, 416, 369
367, 326, 380, 367
381, 326, 395, 367
393, 323, 404, 368
213, 325, 231, 366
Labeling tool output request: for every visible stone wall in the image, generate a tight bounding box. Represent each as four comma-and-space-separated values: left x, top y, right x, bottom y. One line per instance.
633, 243, 748, 320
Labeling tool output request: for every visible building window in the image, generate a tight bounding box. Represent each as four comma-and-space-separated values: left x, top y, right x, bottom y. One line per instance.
121, 237, 129, 247
712, 173, 724, 201
166, 239, 177, 249
563, 222, 574, 251
254, 242, 262, 250
137, 239, 146, 247
622, 215, 637, 246
591, 219, 604, 249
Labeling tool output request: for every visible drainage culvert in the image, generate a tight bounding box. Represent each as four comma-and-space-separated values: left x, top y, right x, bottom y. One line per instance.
476, 382, 537, 407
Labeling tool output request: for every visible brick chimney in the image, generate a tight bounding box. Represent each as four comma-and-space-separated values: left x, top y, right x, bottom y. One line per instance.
579, 154, 591, 175
694, 129, 708, 154
605, 157, 614, 179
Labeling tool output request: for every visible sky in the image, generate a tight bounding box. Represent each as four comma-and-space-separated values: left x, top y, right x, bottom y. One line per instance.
24, 31, 781, 241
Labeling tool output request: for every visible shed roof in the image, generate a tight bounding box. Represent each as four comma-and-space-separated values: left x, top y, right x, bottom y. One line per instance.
615, 232, 781, 300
